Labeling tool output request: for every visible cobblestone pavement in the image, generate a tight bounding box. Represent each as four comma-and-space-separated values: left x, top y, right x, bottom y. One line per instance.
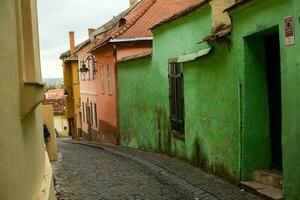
52, 138, 264, 200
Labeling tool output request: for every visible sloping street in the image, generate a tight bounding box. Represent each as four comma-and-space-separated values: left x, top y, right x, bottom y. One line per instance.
52, 138, 263, 200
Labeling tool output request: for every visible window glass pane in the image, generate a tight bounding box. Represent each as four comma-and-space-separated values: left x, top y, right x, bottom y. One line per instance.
90, 103, 93, 126
107, 64, 112, 95
100, 64, 104, 93
94, 103, 97, 127
82, 103, 85, 122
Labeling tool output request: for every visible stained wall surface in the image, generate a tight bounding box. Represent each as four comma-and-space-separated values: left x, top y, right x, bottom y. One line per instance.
118, 5, 240, 182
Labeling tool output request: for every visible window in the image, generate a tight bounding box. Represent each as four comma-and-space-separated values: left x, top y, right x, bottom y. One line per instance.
90, 102, 93, 126
100, 64, 104, 94
86, 103, 90, 124
107, 64, 112, 95
119, 18, 126, 27
94, 103, 98, 127
168, 62, 184, 134
82, 103, 85, 123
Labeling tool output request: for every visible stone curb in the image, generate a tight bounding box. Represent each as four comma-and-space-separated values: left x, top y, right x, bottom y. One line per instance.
64, 139, 220, 200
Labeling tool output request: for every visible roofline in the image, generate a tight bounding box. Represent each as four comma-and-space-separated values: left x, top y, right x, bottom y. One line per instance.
109, 37, 153, 43
150, 0, 210, 30
89, 40, 110, 53
63, 56, 78, 63
224, 0, 255, 13
92, 2, 140, 38
117, 52, 152, 63
74, 39, 90, 54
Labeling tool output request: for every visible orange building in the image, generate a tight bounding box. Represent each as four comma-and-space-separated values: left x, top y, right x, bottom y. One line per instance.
76, 9, 132, 141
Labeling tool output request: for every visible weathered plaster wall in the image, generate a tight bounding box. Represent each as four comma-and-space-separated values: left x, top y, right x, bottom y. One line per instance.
78, 43, 100, 134
117, 41, 152, 60
0, 0, 54, 199
230, 0, 300, 198
63, 59, 79, 139
92, 45, 119, 144
54, 115, 69, 136
209, 0, 235, 30
118, 5, 240, 182
43, 105, 58, 161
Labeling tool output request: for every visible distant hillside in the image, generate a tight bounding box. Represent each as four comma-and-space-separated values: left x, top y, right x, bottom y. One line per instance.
43, 78, 64, 89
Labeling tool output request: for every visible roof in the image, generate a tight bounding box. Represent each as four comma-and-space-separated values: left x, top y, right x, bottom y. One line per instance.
42, 98, 66, 115
45, 89, 64, 94
60, 5, 136, 59
92, 0, 202, 51
117, 51, 152, 63
151, 0, 209, 30
59, 44, 82, 59
91, 6, 135, 40
224, 0, 254, 13
199, 25, 231, 43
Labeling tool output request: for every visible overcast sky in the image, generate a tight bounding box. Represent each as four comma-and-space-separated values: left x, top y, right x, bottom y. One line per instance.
37, 0, 130, 79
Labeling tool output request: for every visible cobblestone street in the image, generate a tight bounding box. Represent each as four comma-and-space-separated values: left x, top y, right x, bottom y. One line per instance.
52, 138, 264, 200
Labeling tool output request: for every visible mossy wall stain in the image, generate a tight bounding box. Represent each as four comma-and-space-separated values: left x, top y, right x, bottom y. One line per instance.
118, 6, 240, 184
230, 0, 300, 198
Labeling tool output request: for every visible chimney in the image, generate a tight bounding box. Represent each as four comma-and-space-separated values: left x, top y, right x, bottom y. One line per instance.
130, 0, 138, 7
69, 31, 75, 55
88, 28, 95, 37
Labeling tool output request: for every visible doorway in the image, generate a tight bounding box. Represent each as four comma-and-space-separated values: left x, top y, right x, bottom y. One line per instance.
242, 27, 283, 180
265, 32, 282, 171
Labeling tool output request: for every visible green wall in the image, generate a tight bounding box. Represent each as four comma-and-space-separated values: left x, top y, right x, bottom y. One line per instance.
118, 5, 241, 182
230, 0, 300, 199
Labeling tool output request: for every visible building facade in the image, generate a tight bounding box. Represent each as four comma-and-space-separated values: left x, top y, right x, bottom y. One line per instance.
117, 0, 300, 199
227, 0, 300, 199
60, 32, 80, 139
43, 89, 69, 137
0, 0, 55, 199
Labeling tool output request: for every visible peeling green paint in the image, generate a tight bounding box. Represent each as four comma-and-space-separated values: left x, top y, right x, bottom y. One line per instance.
118, 1, 300, 199
230, 0, 300, 199
118, 5, 240, 183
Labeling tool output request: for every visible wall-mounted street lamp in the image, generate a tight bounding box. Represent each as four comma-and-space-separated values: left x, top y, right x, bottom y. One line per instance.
80, 55, 97, 81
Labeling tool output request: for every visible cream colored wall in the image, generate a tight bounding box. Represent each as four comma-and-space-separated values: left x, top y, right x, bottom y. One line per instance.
210, 0, 235, 30
54, 115, 69, 136
42, 105, 58, 161
0, 0, 54, 199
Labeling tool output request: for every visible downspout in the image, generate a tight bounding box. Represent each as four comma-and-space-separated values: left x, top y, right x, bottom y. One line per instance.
113, 43, 120, 145
238, 80, 243, 182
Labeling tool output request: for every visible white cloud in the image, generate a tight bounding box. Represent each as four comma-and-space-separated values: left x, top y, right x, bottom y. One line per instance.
37, 0, 130, 78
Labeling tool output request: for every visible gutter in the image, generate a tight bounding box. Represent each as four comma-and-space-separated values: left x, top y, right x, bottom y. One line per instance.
223, 0, 255, 13
109, 37, 153, 43
89, 40, 109, 53
117, 52, 152, 63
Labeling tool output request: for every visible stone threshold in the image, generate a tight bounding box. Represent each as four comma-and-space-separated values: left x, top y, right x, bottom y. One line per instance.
240, 181, 283, 200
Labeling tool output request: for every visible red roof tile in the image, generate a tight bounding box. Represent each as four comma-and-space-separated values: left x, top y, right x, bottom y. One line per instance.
117, 0, 203, 39
93, 0, 202, 49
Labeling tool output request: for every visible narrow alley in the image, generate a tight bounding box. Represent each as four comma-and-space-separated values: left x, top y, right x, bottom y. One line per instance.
53, 138, 263, 200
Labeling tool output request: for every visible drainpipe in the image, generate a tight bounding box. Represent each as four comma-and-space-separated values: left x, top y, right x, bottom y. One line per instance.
112, 43, 120, 145
239, 80, 244, 181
